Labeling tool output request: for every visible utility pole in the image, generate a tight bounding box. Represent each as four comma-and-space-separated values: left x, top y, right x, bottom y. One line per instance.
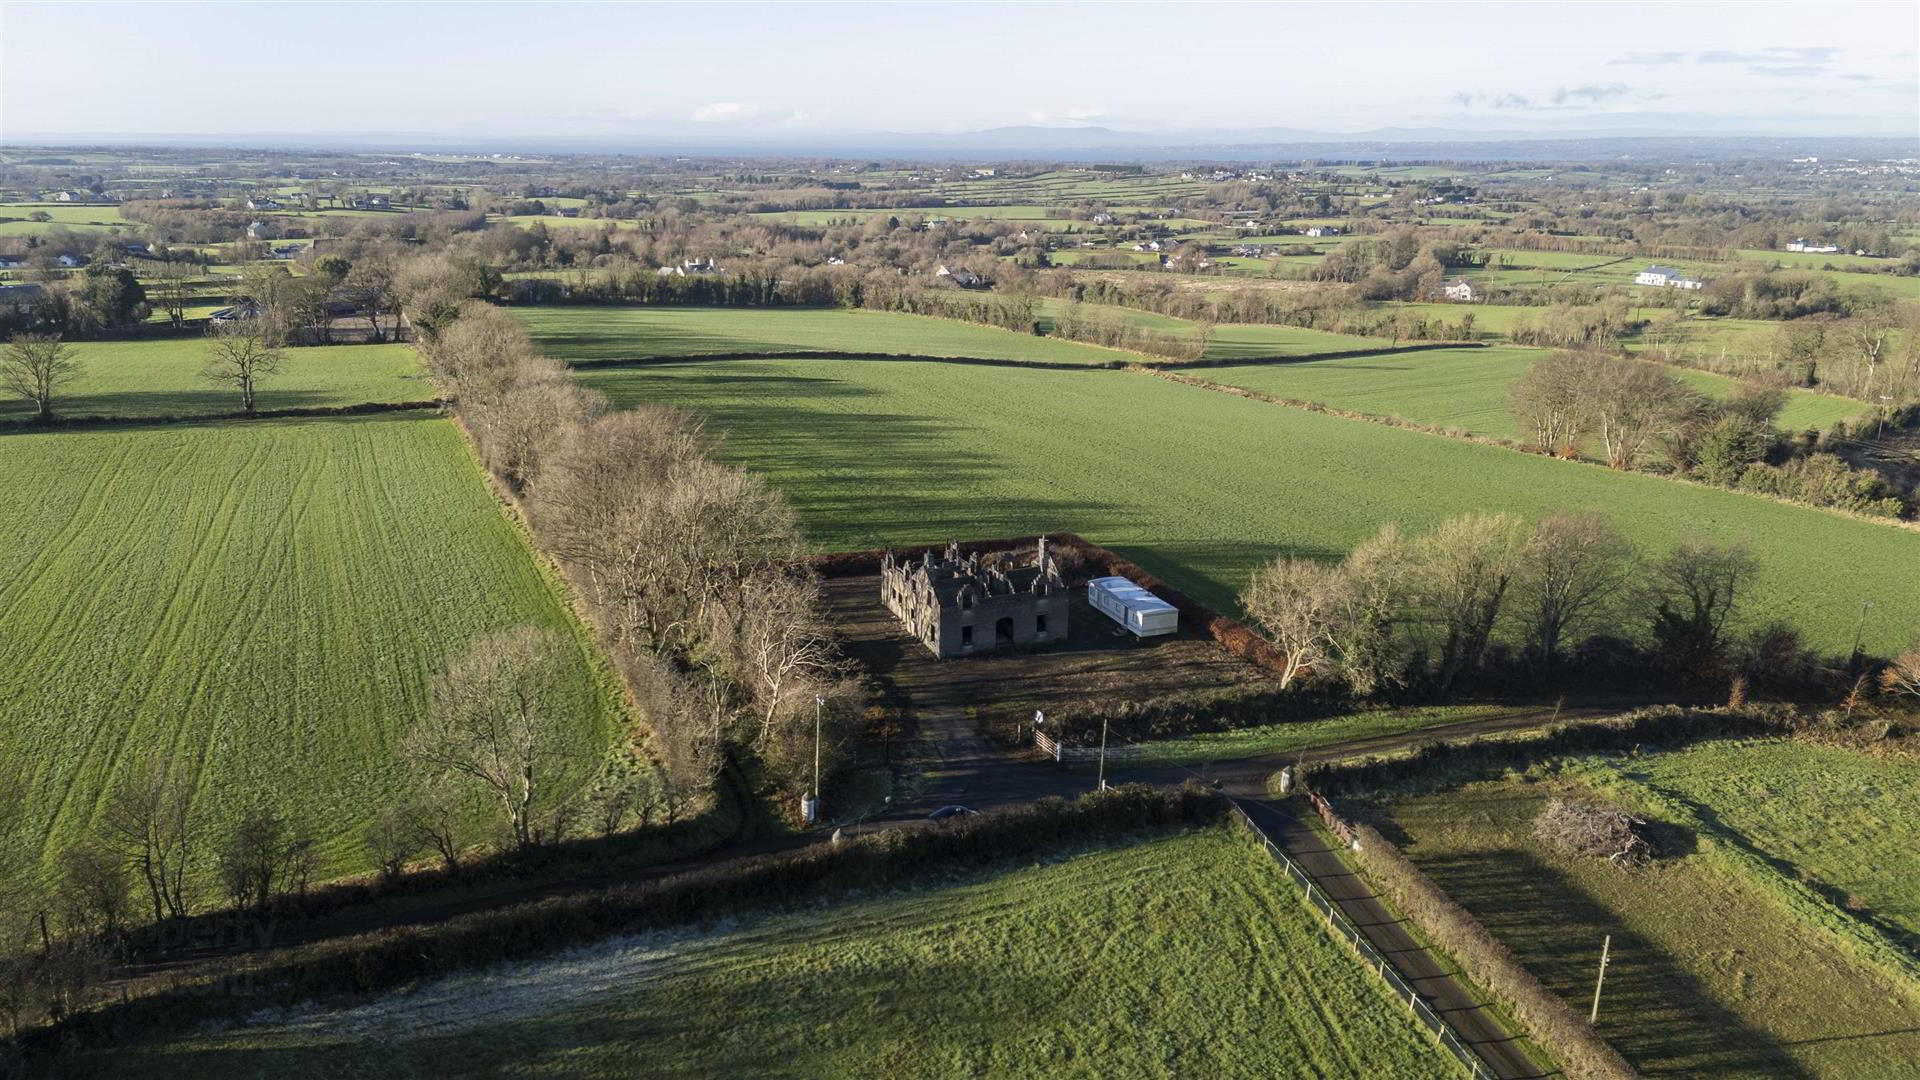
1589, 934, 1612, 1024
1851, 600, 1874, 671
1096, 714, 1109, 791
812, 695, 824, 810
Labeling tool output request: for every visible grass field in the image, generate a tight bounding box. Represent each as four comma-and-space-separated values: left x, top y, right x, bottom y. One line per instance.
91, 827, 1460, 1079
568, 355, 1919, 654
1100, 705, 1527, 772
1035, 298, 1390, 358
0, 340, 431, 422
1379, 751, 1920, 1078
0, 413, 621, 890
517, 304, 1132, 364
1195, 347, 1864, 438
0, 202, 132, 234
1579, 739, 1920, 942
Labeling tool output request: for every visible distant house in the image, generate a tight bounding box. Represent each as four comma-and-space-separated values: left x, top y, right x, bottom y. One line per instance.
1442, 278, 1475, 302
0, 257, 23, 270
121, 242, 150, 256
1131, 239, 1166, 252
56, 254, 81, 268
0, 282, 45, 314
244, 197, 281, 211
1305, 226, 1341, 237
48, 190, 88, 202
246, 221, 269, 240
1785, 238, 1841, 254
271, 244, 302, 259
1232, 244, 1267, 258
933, 264, 985, 287
825, 255, 846, 265
1634, 265, 1705, 290
1090, 212, 1115, 225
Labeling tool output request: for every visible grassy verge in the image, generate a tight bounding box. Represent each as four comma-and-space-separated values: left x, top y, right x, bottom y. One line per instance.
1095, 705, 1526, 771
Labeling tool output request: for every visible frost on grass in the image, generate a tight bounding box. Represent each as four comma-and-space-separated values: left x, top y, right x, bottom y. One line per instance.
243, 919, 752, 1041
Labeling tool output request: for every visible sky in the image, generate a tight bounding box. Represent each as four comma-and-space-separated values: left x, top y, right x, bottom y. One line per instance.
2, 1, 1916, 142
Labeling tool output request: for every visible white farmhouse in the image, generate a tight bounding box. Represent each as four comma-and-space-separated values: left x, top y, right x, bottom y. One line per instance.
1441, 278, 1476, 302
1634, 265, 1705, 290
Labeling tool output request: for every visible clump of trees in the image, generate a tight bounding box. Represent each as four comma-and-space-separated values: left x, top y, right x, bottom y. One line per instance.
1243, 509, 1774, 695
1509, 352, 1908, 516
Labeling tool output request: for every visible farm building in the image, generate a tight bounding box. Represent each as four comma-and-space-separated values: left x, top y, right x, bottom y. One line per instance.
1786, 238, 1841, 254
1305, 226, 1341, 237
880, 539, 1068, 658
1441, 278, 1476, 302
1634, 265, 1705, 290
0, 283, 45, 315
933, 265, 986, 287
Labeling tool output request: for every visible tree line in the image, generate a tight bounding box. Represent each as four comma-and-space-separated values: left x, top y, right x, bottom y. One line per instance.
1510, 351, 1909, 517
1241, 509, 1869, 700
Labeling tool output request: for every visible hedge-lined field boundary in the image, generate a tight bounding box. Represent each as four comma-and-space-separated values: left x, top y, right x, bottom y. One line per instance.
33, 787, 1223, 1056
0, 397, 441, 432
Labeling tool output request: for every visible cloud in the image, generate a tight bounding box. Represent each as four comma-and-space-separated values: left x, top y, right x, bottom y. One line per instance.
1750, 64, 1829, 77
1611, 51, 1686, 66
1454, 84, 1632, 111
1551, 83, 1632, 105
690, 102, 759, 124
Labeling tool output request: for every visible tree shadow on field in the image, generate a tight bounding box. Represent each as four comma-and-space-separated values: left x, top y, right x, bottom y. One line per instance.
1412, 847, 1814, 1079
124, 958, 1076, 1080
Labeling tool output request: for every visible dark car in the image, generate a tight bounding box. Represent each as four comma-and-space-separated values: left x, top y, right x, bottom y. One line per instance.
927, 805, 978, 821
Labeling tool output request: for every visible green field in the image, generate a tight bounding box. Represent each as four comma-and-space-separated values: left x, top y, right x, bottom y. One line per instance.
1195, 347, 1864, 438
0, 202, 132, 234
1380, 747, 1920, 1078
1102, 706, 1525, 772
517, 304, 1132, 364
92, 827, 1459, 1079
0, 413, 621, 889
1034, 298, 1389, 359
567, 354, 1919, 654
1, 339, 431, 422
1582, 740, 1920, 941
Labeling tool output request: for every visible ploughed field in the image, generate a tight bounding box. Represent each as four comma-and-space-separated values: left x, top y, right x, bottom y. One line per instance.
0, 413, 620, 889
0, 339, 432, 422
1373, 740, 1920, 1079
89, 827, 1458, 1079
554, 352, 1920, 654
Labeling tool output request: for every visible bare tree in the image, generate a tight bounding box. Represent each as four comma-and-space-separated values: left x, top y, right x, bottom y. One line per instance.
214, 805, 314, 912
1645, 537, 1759, 677
1329, 523, 1412, 696
722, 570, 840, 737
147, 258, 195, 329
56, 843, 131, 943
362, 806, 423, 886
1589, 356, 1693, 470
100, 754, 195, 923
403, 626, 584, 851
1881, 645, 1920, 700
201, 324, 283, 416
1242, 556, 1348, 689
1514, 510, 1636, 666
621, 650, 731, 825
2, 334, 82, 422
1409, 512, 1528, 692
1509, 351, 1590, 455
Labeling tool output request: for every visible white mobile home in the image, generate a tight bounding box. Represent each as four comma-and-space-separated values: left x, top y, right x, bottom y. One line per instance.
1087, 576, 1179, 638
